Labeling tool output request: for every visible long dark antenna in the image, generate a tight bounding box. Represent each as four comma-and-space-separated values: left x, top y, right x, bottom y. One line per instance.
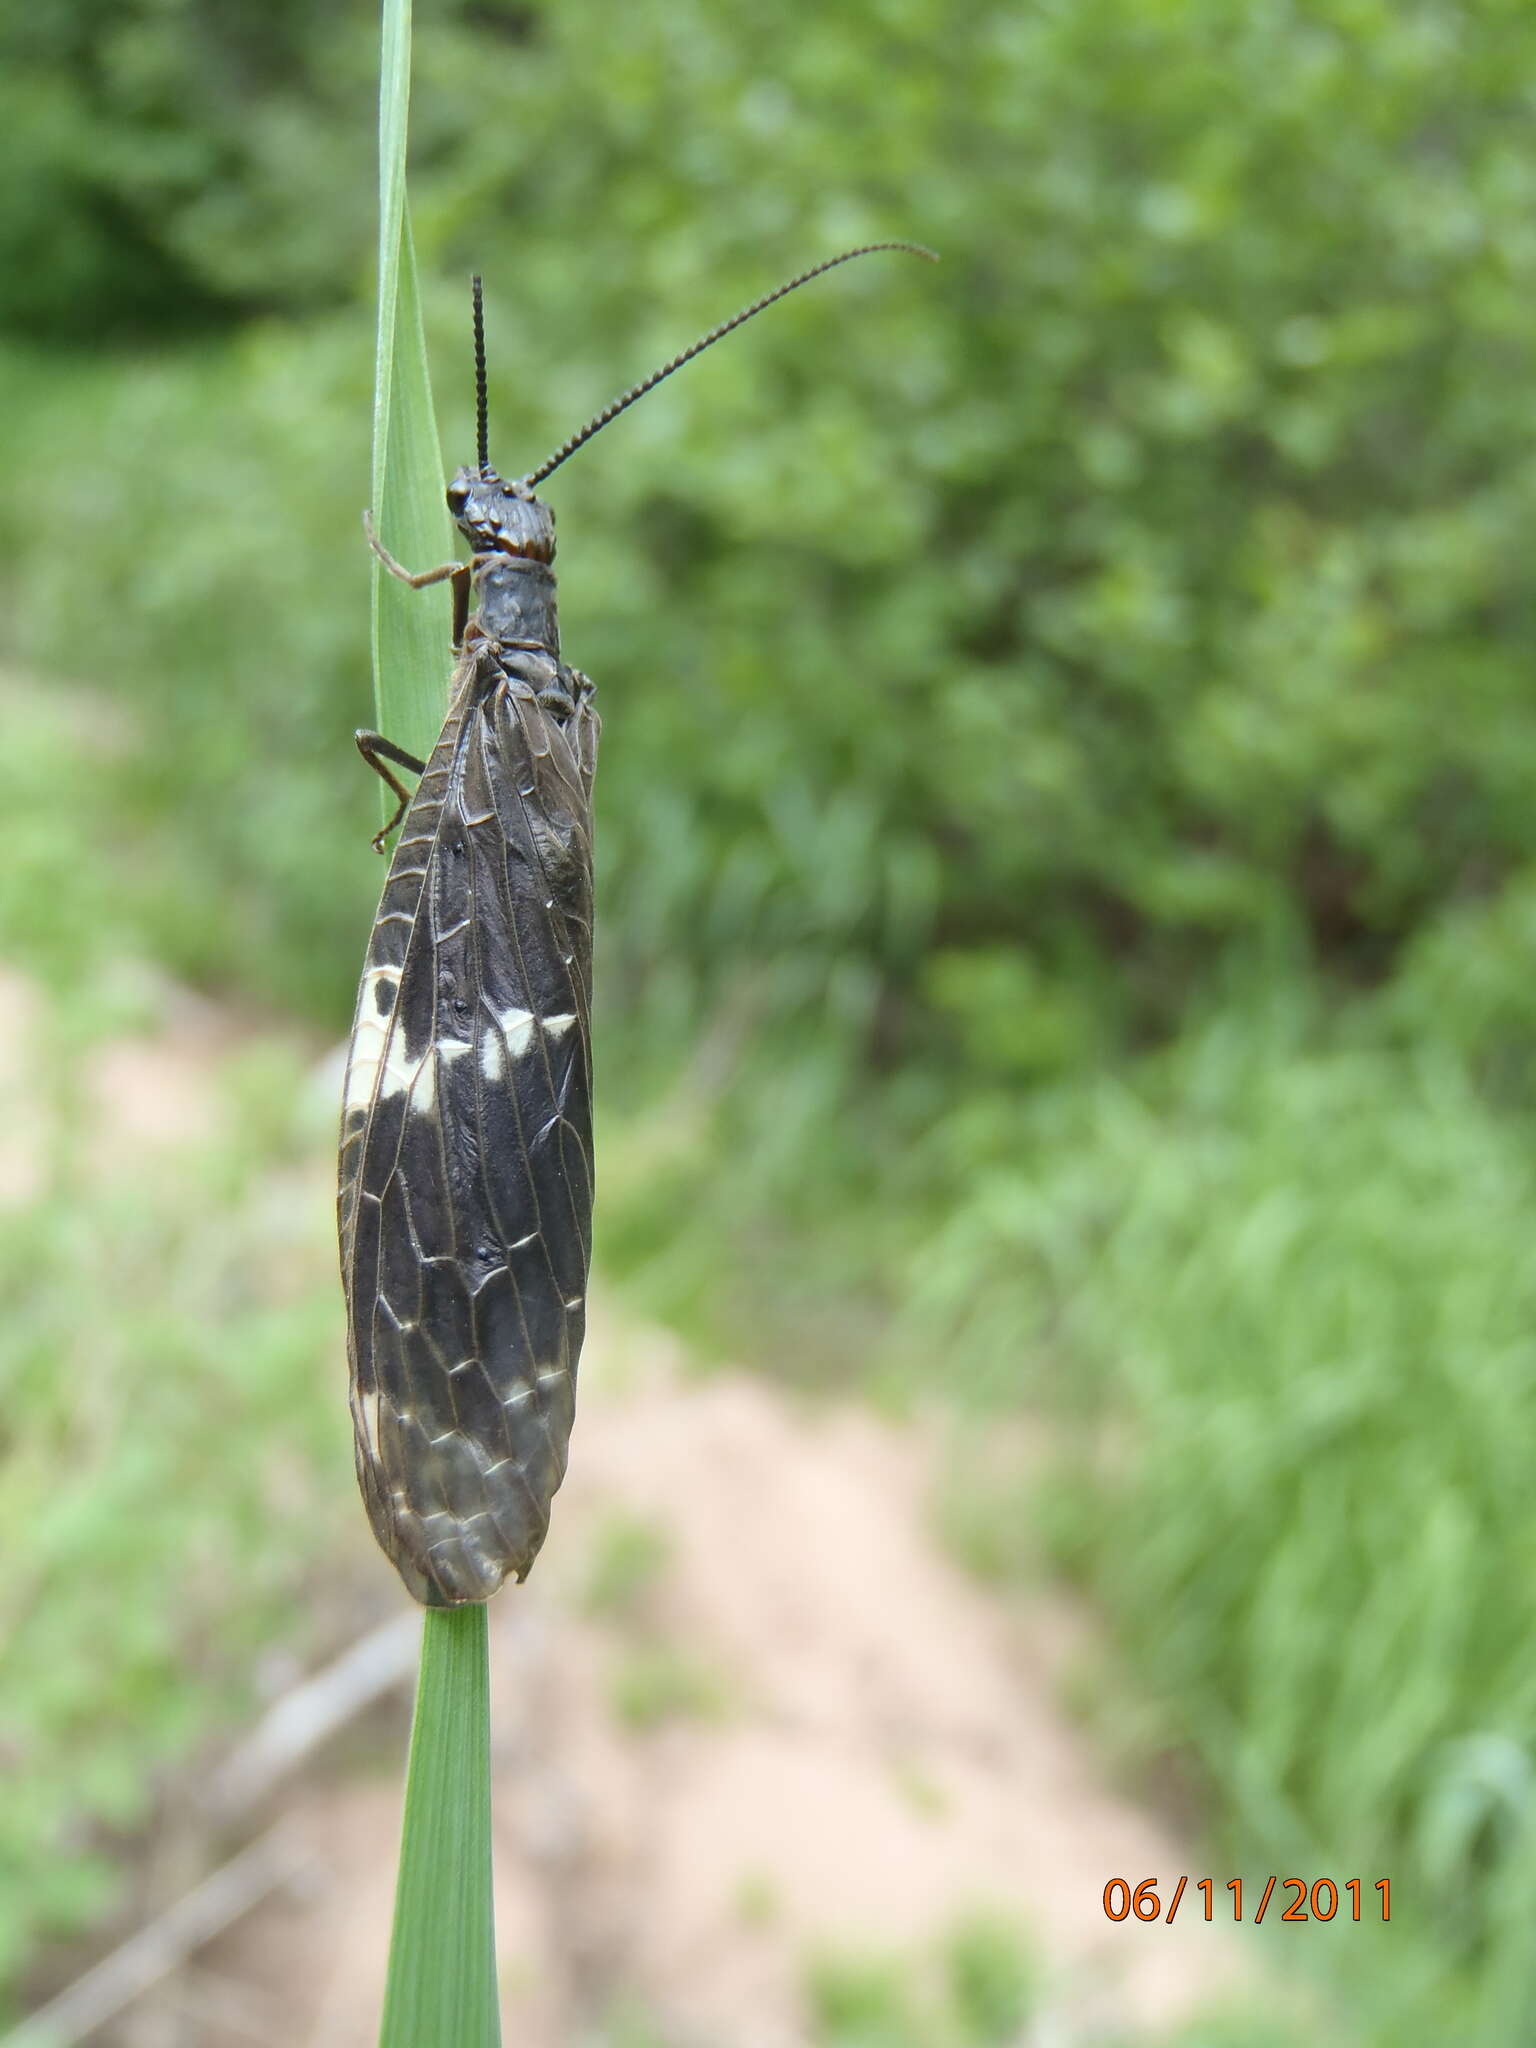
519, 240, 937, 490
472, 273, 490, 474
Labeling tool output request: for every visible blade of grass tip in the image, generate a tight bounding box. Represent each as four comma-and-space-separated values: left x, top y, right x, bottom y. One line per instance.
379, 1607, 500, 2048
371, 2, 499, 2045
372, 0, 452, 770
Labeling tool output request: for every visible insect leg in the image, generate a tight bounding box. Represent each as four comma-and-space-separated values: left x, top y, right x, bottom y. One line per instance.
362, 510, 474, 647
356, 729, 428, 853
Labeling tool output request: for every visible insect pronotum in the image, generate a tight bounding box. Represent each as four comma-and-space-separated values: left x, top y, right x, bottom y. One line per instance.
339, 241, 936, 1605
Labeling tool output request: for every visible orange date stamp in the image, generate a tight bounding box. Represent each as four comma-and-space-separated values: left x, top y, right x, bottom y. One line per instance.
1103, 1877, 1391, 1925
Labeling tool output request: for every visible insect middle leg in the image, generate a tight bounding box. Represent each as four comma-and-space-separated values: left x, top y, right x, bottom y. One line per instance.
362, 510, 473, 647
356, 729, 427, 853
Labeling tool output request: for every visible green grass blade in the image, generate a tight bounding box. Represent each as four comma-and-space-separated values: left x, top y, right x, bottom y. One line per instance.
379, 1608, 501, 2048
372, 3, 499, 2044
371, 0, 452, 768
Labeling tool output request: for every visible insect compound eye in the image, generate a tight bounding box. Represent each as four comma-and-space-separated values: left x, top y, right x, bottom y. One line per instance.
446, 480, 470, 513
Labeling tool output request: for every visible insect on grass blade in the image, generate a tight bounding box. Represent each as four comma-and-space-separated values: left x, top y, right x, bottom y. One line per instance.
339, 242, 937, 1605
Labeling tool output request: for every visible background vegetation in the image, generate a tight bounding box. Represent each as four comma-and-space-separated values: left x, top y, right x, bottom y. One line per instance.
3, 0, 1536, 2038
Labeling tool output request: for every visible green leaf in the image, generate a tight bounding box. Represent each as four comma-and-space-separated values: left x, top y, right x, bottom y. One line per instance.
379, 1608, 501, 2048
371, 5, 498, 2044
370, 0, 452, 771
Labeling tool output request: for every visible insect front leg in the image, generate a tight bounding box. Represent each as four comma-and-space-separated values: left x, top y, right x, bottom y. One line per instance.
355, 729, 427, 853
362, 510, 474, 647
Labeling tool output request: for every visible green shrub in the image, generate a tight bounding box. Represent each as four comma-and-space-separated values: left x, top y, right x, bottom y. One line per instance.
903, 1008, 1536, 2037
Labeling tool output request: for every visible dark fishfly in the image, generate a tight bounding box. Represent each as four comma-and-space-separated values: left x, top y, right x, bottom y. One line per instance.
339, 243, 935, 1606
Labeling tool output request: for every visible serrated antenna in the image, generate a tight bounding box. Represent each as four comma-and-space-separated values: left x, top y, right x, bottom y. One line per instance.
518, 241, 937, 490
472, 274, 490, 475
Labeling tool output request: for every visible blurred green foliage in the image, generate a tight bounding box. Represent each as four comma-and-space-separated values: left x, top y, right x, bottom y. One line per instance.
7, 0, 1534, 1066
804, 1916, 1057, 2048
0, 944, 351, 1996
607, 1644, 731, 1730
582, 1509, 674, 1620
942, 1915, 1033, 2045
3, 0, 1536, 2039
0, 2, 376, 337
913, 1005, 1536, 2038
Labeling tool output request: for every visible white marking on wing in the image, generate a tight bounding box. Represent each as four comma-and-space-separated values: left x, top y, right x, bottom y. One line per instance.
375, 1040, 424, 1100
407, 1053, 436, 1116
343, 967, 406, 1109
543, 1014, 577, 1038
480, 1032, 504, 1083
343, 1036, 384, 1112
497, 1005, 535, 1057
346, 1040, 405, 1111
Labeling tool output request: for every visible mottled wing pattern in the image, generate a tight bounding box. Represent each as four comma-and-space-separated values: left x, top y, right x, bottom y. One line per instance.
339, 647, 600, 1605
